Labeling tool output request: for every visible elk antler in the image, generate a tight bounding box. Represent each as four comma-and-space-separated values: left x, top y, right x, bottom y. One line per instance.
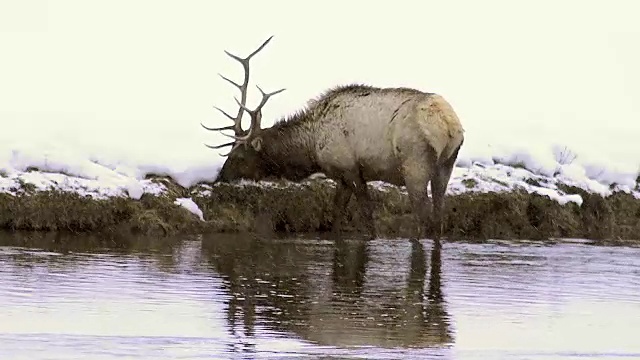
205, 85, 285, 156
228, 85, 286, 142
202, 36, 279, 155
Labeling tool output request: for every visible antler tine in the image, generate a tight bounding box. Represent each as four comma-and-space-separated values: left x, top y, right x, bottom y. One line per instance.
201, 123, 234, 132
218, 74, 242, 90
232, 85, 286, 140
221, 36, 275, 136
204, 141, 241, 157
251, 85, 286, 131
224, 35, 274, 64
205, 141, 235, 149
255, 85, 286, 109
199, 105, 239, 131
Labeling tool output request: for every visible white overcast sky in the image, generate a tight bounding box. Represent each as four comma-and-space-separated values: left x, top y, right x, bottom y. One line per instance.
1, 0, 638, 169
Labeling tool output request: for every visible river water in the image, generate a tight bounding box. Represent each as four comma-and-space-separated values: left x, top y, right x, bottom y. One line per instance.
1, 232, 639, 360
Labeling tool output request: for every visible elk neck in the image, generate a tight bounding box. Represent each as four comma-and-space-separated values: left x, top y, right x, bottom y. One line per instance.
258, 120, 322, 181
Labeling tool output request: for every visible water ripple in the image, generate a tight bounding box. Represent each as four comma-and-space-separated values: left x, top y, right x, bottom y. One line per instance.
1, 234, 639, 359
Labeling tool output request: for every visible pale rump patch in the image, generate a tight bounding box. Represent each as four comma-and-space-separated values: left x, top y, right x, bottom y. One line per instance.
416, 94, 465, 161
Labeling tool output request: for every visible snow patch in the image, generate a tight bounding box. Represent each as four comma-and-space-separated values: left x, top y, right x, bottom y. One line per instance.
0, 170, 166, 200
447, 164, 586, 205
174, 197, 205, 221
490, 144, 560, 178
1, 140, 639, 205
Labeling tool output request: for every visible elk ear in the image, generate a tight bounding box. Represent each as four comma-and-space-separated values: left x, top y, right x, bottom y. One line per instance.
250, 136, 263, 152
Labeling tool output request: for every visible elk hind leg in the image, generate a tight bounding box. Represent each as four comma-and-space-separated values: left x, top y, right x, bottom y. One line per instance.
402, 159, 435, 240
430, 145, 462, 241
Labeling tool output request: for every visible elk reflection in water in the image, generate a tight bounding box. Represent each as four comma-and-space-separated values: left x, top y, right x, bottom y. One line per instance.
202, 235, 452, 349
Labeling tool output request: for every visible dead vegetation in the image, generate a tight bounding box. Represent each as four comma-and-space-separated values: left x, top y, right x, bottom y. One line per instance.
0, 189, 206, 238
1, 177, 639, 241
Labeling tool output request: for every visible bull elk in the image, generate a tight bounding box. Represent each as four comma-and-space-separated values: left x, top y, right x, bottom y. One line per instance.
201, 36, 465, 240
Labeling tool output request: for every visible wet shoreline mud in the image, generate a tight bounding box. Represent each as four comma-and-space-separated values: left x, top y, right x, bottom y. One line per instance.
1, 175, 639, 242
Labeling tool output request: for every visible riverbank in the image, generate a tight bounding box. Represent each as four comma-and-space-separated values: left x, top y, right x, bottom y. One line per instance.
2, 162, 639, 241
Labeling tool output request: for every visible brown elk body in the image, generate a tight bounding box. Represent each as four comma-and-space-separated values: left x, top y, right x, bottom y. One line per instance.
202, 37, 465, 240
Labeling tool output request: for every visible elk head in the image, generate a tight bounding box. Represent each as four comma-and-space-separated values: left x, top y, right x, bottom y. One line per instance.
201, 36, 285, 182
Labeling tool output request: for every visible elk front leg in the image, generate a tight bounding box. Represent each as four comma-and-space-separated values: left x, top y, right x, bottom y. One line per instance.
330, 180, 354, 236
352, 175, 377, 240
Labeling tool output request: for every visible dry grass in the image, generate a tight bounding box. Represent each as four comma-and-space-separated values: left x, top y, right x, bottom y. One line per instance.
1, 177, 639, 241
0, 190, 207, 238
192, 180, 640, 241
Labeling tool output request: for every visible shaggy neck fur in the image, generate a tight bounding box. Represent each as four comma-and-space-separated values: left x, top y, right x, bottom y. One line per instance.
258, 119, 321, 181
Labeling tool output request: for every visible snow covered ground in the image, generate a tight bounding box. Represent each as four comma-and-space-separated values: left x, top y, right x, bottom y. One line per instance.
1, 140, 638, 221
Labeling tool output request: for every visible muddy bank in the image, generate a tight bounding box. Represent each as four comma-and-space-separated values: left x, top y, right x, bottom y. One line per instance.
1, 176, 639, 241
